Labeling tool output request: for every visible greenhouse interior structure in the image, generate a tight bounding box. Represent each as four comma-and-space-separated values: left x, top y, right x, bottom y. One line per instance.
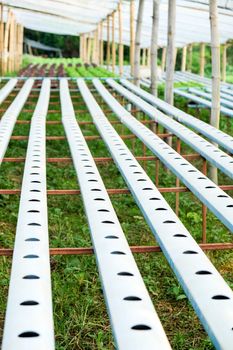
0, 0, 233, 349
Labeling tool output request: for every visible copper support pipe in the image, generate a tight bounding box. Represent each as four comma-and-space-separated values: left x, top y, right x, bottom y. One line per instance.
3, 156, 158, 163
202, 158, 207, 244
0, 189, 130, 195
1, 185, 232, 196
1, 242, 233, 257
2, 154, 201, 163
0, 118, 160, 127
176, 138, 181, 216
155, 122, 159, 187
10, 133, 174, 141
1, 108, 142, 115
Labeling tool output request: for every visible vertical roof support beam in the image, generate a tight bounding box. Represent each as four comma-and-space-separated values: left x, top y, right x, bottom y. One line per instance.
147, 48, 151, 67
107, 15, 110, 69
165, 0, 176, 146
181, 46, 187, 72
200, 42, 205, 77
95, 26, 100, 65
79, 34, 83, 61
150, 0, 160, 96
0, 4, 4, 75
187, 43, 193, 72
118, 1, 123, 76
161, 47, 166, 72
87, 35, 91, 64
130, 0, 135, 77
209, 0, 220, 184
165, 0, 176, 106
142, 48, 146, 65
112, 11, 115, 73
222, 43, 227, 83
99, 22, 103, 66
3, 10, 11, 75
134, 0, 145, 86
8, 12, 14, 73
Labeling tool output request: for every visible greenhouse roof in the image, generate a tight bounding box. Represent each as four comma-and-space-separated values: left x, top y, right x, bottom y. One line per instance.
1, 0, 233, 47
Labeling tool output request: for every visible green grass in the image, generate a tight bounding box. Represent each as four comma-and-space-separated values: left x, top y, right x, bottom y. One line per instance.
0, 75, 233, 349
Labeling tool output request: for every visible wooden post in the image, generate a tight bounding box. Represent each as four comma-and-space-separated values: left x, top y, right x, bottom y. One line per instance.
90, 33, 94, 63
17, 24, 24, 70
134, 0, 145, 86
112, 12, 115, 73
3, 10, 11, 75
118, 1, 124, 76
165, 0, 176, 106
130, 0, 135, 76
181, 46, 187, 72
151, 0, 160, 96
209, 0, 220, 184
96, 25, 100, 65
20, 26, 24, 67
83, 34, 87, 63
8, 12, 15, 73
107, 16, 110, 69
174, 47, 177, 69
12, 16, 16, 72
200, 42, 205, 76
93, 29, 99, 65
161, 47, 166, 72
99, 22, 103, 65
147, 48, 151, 67
142, 48, 146, 66
79, 34, 83, 60
187, 43, 192, 72
222, 43, 227, 82
87, 35, 92, 64
15, 23, 19, 71
165, 0, 176, 147
92, 31, 96, 64
0, 4, 4, 75
13, 19, 17, 71
85, 34, 88, 63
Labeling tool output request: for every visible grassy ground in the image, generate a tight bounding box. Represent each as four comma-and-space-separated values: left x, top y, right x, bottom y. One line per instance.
0, 77, 232, 349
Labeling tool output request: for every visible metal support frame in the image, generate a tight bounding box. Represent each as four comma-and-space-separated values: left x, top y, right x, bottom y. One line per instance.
2, 79, 55, 349
79, 78, 233, 350
60, 78, 171, 350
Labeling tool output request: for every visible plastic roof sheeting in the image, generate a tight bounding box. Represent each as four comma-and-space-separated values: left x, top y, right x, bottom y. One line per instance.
187, 0, 233, 10
1, 0, 233, 48
101, 0, 233, 47
1, 0, 119, 34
